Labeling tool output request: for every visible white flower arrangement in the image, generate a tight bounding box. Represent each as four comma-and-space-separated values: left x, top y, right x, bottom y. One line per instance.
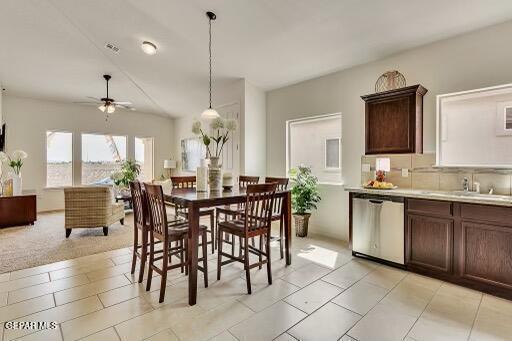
191, 117, 237, 158
0, 150, 28, 175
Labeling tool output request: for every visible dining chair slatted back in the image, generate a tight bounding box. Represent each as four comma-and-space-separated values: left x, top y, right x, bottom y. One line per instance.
264, 177, 289, 216
130, 181, 145, 229
239, 175, 259, 188
244, 183, 277, 233
170, 176, 196, 215
171, 176, 196, 189
144, 183, 168, 242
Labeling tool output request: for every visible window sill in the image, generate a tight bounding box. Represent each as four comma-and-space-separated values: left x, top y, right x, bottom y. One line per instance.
318, 182, 344, 186
44, 186, 71, 191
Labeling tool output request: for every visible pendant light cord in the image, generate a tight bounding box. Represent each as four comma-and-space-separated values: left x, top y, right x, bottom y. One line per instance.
208, 16, 213, 109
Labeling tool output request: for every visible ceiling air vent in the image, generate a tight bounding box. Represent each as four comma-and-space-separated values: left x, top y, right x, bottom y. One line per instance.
104, 43, 120, 54
505, 107, 512, 130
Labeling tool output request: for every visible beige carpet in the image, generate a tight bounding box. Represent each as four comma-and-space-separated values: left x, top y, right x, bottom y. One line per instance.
0, 211, 135, 274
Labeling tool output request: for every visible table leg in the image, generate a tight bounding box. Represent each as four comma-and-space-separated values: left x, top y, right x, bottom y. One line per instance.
284, 192, 292, 265
187, 204, 200, 305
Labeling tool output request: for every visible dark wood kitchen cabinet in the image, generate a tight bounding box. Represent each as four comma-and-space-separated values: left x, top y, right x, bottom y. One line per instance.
405, 198, 512, 300
362, 84, 427, 155
406, 214, 453, 274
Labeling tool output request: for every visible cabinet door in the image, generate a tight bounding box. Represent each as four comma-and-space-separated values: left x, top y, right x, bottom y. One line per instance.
406, 214, 453, 273
459, 222, 512, 290
365, 97, 412, 154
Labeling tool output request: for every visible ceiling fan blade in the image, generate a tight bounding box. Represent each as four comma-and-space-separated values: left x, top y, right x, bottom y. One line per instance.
115, 104, 136, 111
113, 101, 132, 105
73, 101, 101, 106
86, 96, 103, 102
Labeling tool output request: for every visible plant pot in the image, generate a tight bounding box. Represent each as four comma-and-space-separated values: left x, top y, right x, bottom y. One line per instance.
208, 157, 222, 192
293, 213, 311, 237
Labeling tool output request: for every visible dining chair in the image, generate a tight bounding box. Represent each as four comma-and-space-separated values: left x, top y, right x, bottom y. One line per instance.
171, 176, 216, 254
144, 183, 209, 303
264, 177, 289, 259
215, 175, 259, 255
129, 181, 151, 283
217, 183, 277, 294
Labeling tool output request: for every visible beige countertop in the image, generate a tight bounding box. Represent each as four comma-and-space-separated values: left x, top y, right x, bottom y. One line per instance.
344, 186, 512, 207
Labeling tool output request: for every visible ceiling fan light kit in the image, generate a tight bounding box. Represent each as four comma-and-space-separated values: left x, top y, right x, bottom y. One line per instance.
201, 11, 220, 121
141, 41, 157, 55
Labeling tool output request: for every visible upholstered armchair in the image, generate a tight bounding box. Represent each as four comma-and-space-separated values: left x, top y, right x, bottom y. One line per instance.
64, 186, 125, 238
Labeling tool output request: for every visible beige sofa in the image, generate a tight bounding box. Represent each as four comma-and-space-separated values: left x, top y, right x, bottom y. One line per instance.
64, 186, 125, 238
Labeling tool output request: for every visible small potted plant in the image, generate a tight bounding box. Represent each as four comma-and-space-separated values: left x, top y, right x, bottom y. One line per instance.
290, 165, 321, 237
111, 160, 141, 195
0, 150, 28, 195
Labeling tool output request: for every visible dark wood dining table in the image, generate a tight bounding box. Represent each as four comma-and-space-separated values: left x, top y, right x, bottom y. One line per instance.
164, 187, 292, 305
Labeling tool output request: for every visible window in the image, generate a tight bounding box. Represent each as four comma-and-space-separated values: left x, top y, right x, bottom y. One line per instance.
81, 133, 126, 185
325, 138, 341, 169
505, 107, 512, 130
46, 131, 73, 187
135, 137, 154, 181
287, 114, 342, 184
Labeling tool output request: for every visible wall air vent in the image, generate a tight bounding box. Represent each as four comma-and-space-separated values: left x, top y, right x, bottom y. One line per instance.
104, 43, 120, 54
505, 107, 512, 130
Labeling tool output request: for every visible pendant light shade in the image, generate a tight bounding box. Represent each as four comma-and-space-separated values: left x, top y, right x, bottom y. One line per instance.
201, 108, 219, 120
201, 11, 220, 120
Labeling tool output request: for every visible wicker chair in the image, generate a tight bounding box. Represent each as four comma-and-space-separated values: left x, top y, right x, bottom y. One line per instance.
64, 186, 125, 238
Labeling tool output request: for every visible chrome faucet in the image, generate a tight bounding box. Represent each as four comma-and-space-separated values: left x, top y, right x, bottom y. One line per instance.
462, 177, 470, 192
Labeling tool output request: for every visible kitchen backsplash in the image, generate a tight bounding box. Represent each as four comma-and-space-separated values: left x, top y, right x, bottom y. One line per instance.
361, 153, 512, 195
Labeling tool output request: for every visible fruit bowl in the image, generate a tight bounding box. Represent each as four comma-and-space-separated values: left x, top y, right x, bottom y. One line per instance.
364, 180, 397, 190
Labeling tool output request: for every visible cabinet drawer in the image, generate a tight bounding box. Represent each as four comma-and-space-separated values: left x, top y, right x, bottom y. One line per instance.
461, 204, 512, 227
407, 199, 452, 217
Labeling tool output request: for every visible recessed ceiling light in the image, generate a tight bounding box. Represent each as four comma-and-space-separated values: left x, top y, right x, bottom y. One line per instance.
141, 41, 157, 55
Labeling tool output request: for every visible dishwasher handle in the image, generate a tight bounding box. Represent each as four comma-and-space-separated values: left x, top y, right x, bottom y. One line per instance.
369, 200, 384, 205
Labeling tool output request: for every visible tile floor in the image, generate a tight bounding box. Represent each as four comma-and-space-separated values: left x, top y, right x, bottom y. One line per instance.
1, 226, 512, 341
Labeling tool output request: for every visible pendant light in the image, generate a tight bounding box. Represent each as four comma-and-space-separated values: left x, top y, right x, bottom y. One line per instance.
201, 11, 220, 120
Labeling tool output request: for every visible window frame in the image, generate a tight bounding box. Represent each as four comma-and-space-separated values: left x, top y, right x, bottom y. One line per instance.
45, 130, 74, 189
135, 136, 155, 181
324, 137, 341, 171
286, 113, 343, 185
80, 132, 128, 185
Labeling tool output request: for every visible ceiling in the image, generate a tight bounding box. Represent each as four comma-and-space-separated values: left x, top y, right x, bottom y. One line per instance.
1, 0, 512, 117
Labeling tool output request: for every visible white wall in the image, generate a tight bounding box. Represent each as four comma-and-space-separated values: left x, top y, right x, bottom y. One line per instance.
2, 96, 174, 212
172, 79, 267, 178
172, 79, 245, 176
243, 81, 267, 177
267, 20, 512, 241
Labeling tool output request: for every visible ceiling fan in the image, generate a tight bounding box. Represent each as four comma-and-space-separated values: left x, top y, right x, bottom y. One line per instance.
75, 74, 135, 115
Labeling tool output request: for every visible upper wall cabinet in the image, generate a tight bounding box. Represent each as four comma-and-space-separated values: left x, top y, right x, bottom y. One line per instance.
437, 84, 512, 168
362, 85, 427, 155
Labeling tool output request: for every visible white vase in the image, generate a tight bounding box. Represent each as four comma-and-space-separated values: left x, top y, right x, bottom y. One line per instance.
12, 174, 22, 196
208, 157, 222, 192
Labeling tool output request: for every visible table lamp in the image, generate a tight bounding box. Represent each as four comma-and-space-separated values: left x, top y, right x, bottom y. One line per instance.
164, 159, 176, 178
375, 157, 390, 182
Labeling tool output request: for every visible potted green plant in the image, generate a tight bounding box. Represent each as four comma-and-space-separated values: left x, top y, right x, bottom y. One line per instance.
111, 160, 141, 194
290, 166, 321, 237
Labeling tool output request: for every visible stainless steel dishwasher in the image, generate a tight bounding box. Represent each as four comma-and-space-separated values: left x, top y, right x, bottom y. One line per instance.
352, 193, 405, 265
